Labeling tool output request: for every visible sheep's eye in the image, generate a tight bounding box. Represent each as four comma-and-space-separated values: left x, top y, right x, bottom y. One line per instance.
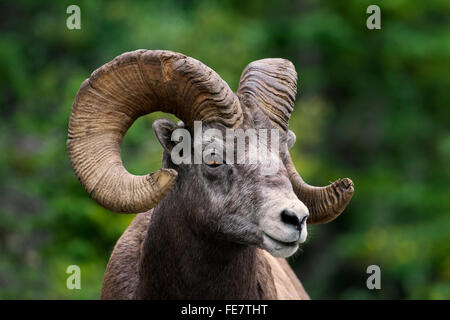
207, 161, 221, 168
205, 153, 224, 168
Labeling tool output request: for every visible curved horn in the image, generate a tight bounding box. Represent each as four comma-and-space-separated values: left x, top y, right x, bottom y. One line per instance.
67, 50, 242, 213
237, 58, 295, 131
284, 156, 354, 224
237, 58, 354, 224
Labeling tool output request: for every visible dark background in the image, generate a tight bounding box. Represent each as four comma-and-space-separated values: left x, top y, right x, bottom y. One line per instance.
0, 0, 449, 299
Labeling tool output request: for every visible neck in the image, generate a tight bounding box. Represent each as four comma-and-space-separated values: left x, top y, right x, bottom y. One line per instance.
134, 192, 270, 299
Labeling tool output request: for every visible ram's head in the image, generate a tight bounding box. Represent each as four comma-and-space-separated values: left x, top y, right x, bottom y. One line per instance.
67, 50, 354, 257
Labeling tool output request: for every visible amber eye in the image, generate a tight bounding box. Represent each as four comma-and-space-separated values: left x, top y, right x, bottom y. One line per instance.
206, 161, 221, 168
205, 153, 223, 168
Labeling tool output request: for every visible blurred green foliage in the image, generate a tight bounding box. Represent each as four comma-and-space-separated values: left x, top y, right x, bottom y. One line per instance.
0, 0, 449, 299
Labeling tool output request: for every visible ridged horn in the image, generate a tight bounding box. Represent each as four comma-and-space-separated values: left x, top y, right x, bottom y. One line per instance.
67, 50, 242, 213
237, 58, 354, 224
284, 156, 354, 224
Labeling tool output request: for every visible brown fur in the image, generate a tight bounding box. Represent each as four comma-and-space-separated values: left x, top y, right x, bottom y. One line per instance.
101, 210, 309, 300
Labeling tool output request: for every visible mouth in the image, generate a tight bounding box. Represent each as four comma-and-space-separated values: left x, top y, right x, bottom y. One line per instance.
262, 232, 299, 247
261, 232, 300, 258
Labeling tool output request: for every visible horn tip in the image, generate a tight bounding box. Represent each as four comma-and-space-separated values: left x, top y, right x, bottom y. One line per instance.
336, 177, 354, 195
309, 177, 354, 224
159, 168, 178, 179
150, 168, 178, 188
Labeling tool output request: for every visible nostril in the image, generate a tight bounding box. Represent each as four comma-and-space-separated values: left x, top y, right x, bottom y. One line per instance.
281, 209, 301, 230
300, 215, 308, 225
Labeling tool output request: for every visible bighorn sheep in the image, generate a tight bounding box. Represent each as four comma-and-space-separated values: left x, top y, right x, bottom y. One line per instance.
67, 50, 354, 299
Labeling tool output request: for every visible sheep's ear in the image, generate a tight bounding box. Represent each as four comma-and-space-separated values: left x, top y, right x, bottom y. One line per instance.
287, 130, 296, 150
153, 119, 178, 154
